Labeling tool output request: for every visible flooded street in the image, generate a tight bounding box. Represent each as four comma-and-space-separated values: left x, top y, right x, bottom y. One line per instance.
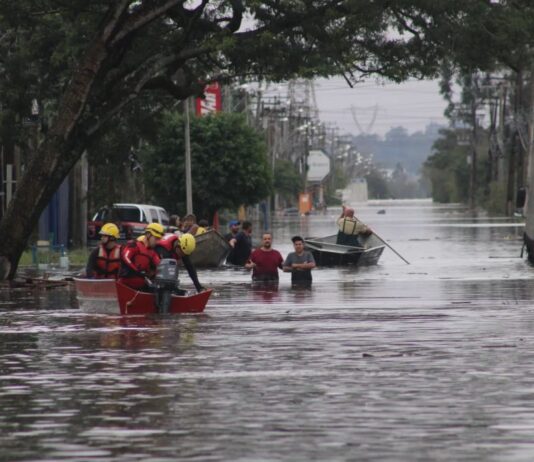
2, 200, 534, 461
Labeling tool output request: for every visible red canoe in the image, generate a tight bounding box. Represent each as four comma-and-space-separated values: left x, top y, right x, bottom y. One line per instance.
115, 281, 212, 315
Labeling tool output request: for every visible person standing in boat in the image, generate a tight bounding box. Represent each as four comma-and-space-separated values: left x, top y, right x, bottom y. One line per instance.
336, 205, 372, 247
85, 223, 122, 279
118, 223, 164, 290
182, 213, 200, 236
283, 235, 316, 286
245, 232, 284, 282
196, 219, 209, 235
227, 221, 253, 266
154, 233, 205, 294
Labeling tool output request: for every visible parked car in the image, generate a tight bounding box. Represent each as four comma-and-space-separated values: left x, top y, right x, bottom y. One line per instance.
87, 203, 170, 242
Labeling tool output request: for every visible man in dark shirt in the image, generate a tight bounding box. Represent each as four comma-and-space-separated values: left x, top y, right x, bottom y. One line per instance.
227, 221, 252, 265
224, 220, 241, 241
283, 235, 316, 285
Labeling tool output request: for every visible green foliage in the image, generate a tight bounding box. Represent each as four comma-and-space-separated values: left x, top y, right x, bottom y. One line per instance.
423, 129, 470, 203
326, 161, 349, 204
3, 0, 534, 276
353, 124, 443, 174
140, 112, 272, 219
273, 159, 302, 202
423, 126, 492, 206
366, 168, 390, 200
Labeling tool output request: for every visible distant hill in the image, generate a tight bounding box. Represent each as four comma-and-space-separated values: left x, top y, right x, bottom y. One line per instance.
352, 123, 445, 175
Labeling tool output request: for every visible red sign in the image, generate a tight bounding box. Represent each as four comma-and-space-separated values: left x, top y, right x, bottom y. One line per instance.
196, 83, 222, 116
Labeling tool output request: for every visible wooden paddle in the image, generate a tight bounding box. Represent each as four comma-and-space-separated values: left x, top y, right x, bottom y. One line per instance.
371, 231, 410, 265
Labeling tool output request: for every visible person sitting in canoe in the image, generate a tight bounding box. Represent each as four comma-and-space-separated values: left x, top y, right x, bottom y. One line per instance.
85, 223, 122, 279
154, 233, 205, 294
336, 205, 372, 247
118, 222, 164, 290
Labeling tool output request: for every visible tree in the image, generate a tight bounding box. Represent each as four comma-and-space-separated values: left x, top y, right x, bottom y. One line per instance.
365, 167, 390, 200
423, 129, 470, 203
273, 159, 303, 205
0, 0, 484, 278
141, 112, 271, 219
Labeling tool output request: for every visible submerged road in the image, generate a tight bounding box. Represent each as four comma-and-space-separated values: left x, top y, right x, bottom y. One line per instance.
1, 199, 533, 461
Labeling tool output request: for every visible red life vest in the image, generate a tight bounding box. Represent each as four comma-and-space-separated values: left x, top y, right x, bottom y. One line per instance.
122, 239, 160, 272
95, 244, 122, 279
119, 239, 160, 289
156, 234, 181, 261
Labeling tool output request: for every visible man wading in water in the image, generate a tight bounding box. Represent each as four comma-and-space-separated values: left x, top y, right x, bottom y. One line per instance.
245, 232, 283, 282
283, 235, 316, 286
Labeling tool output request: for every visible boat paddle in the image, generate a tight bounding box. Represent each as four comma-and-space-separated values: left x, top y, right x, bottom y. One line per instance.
371, 231, 410, 265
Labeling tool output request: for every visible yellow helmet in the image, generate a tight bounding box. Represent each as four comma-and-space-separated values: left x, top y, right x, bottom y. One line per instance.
99, 223, 120, 239
145, 222, 165, 238
179, 233, 196, 255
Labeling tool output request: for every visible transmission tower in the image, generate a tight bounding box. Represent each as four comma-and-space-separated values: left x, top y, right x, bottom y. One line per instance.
287, 79, 320, 121
350, 104, 379, 134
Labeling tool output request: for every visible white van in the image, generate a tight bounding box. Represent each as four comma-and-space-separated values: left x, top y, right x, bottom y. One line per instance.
88, 203, 170, 241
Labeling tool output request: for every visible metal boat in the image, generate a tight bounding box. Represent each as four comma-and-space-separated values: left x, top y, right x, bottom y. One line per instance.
304, 233, 385, 266
189, 229, 230, 267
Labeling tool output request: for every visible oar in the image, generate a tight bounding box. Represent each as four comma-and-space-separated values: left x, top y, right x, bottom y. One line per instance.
371, 231, 410, 265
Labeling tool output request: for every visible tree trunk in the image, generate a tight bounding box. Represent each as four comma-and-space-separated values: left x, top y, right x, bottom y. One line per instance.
0, 137, 84, 279
0, 36, 113, 279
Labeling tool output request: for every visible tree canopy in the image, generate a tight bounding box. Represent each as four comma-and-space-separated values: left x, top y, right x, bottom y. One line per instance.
140, 112, 271, 219
2, 0, 534, 277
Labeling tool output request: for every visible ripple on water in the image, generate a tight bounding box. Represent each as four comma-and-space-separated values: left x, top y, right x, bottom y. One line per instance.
1, 202, 534, 461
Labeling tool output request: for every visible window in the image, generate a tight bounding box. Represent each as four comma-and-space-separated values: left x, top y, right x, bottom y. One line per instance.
114, 206, 142, 222
94, 207, 109, 221
149, 208, 159, 223
160, 210, 170, 225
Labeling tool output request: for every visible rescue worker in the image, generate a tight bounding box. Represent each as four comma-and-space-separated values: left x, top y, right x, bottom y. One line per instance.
86, 223, 122, 279
118, 223, 164, 290
155, 233, 205, 293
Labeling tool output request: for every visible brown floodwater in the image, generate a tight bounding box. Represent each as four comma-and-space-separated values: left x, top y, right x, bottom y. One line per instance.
1, 199, 532, 461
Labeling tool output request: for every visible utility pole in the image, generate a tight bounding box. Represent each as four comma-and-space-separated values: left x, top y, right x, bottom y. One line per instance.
523, 65, 534, 248
469, 101, 479, 212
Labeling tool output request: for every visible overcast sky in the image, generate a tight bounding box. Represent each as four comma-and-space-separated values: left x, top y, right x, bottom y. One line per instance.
312, 77, 450, 137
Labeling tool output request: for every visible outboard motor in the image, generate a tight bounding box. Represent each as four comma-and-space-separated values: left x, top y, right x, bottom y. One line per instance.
154, 259, 179, 314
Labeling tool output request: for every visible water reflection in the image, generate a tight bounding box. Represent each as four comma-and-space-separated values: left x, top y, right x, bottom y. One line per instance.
2, 200, 534, 461
250, 281, 280, 303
